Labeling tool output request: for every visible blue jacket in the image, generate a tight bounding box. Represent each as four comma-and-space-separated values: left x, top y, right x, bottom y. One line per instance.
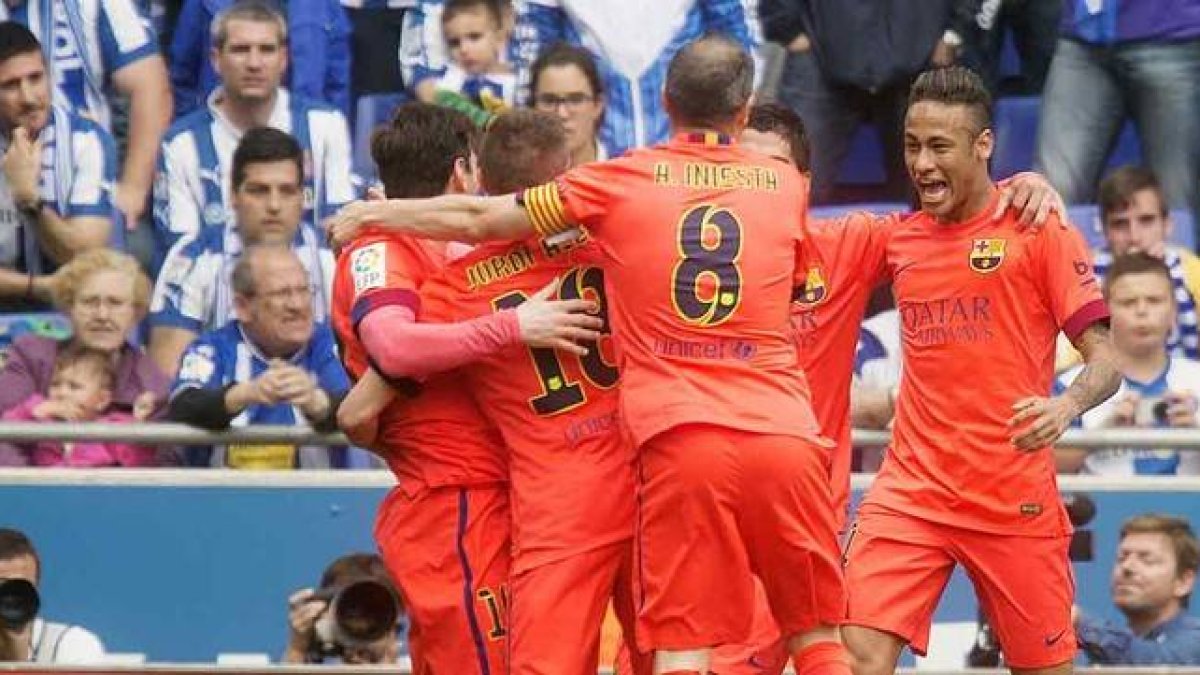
1078, 611, 1200, 664
169, 0, 352, 118
1061, 0, 1200, 45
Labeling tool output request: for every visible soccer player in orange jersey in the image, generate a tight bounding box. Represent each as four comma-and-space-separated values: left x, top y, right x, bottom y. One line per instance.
329, 36, 851, 675
329, 104, 599, 675
416, 109, 651, 675
839, 67, 1121, 675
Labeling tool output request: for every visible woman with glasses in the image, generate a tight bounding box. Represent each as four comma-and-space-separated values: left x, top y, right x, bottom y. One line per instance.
0, 249, 170, 442
530, 43, 607, 167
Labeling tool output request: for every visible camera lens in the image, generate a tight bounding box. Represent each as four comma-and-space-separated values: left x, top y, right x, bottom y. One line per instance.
0, 579, 39, 629
333, 580, 399, 644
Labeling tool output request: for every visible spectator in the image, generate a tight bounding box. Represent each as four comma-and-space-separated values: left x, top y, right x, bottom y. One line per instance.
1092, 166, 1200, 360
0, 0, 172, 230
761, 0, 978, 203
342, 0, 406, 101
529, 42, 605, 166
0, 22, 117, 312
169, 0, 352, 118
166, 245, 349, 469
959, 0, 1062, 95
1056, 253, 1200, 475
149, 127, 334, 376
513, 0, 760, 156
153, 0, 355, 262
282, 552, 405, 664
0, 249, 170, 453
850, 309, 902, 436
1076, 514, 1200, 664
415, 0, 515, 110
0, 528, 104, 664
0, 344, 156, 466
1035, 0, 1200, 233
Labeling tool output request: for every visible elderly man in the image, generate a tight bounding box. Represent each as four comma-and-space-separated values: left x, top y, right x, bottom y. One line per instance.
0, 22, 116, 311
148, 126, 334, 377
1076, 514, 1200, 664
167, 244, 349, 469
152, 0, 354, 263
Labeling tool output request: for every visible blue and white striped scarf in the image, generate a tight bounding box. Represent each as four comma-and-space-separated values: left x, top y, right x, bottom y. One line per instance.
1094, 247, 1200, 358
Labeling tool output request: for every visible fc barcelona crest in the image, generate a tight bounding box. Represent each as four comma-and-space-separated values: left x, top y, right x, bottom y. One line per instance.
969, 238, 1006, 273
793, 265, 829, 307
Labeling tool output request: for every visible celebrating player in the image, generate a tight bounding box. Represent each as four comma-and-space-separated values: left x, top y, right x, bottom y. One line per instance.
329, 35, 849, 675
841, 67, 1120, 675
328, 104, 599, 674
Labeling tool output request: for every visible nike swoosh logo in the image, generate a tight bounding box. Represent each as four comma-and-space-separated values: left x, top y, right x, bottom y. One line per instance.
1045, 629, 1068, 646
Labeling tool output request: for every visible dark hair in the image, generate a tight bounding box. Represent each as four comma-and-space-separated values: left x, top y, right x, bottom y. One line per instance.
0, 529, 39, 579
664, 33, 754, 129
231, 127, 304, 192
442, 0, 503, 26
1099, 165, 1167, 226
908, 66, 993, 134
530, 42, 604, 100
0, 22, 43, 66
53, 343, 116, 390
372, 103, 478, 199
480, 110, 568, 194
319, 553, 396, 595
747, 103, 810, 172
1121, 514, 1199, 605
1103, 251, 1174, 299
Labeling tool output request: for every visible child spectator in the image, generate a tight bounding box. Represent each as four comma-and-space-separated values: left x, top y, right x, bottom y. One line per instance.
416, 0, 515, 115
0, 344, 157, 467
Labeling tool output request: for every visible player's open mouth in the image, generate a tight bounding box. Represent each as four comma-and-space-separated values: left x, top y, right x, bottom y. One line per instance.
918, 180, 949, 202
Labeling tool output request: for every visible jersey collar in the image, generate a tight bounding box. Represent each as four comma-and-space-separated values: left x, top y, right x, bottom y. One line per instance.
674, 131, 735, 146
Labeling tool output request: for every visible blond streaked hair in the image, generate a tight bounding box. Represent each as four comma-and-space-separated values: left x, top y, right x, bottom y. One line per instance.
52, 248, 152, 316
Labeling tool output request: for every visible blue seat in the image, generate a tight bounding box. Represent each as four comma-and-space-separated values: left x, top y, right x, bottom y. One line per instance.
353, 92, 409, 185
836, 125, 886, 185
810, 202, 912, 220
1106, 122, 1142, 170
1066, 204, 1104, 249
1170, 208, 1197, 252
992, 96, 1041, 179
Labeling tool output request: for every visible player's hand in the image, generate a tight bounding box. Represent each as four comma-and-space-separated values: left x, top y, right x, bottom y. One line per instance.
1164, 391, 1199, 428
516, 280, 603, 356
1009, 395, 1079, 451
994, 172, 1065, 227
283, 588, 328, 663
1105, 391, 1139, 427
327, 200, 388, 248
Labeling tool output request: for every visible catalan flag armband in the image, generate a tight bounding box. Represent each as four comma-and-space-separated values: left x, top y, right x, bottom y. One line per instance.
520, 182, 571, 238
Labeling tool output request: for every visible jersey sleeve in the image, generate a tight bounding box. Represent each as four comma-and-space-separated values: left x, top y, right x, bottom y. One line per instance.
1037, 217, 1109, 342
521, 160, 621, 237
98, 0, 159, 71
842, 212, 895, 286
346, 238, 430, 331
310, 325, 352, 396
148, 237, 212, 331
63, 123, 117, 218
170, 336, 222, 398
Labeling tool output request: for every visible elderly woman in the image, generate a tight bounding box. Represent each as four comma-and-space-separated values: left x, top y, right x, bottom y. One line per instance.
529, 42, 607, 166
0, 250, 171, 464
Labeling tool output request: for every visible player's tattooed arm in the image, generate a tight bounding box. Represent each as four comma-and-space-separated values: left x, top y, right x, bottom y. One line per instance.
1008, 322, 1119, 451
327, 195, 533, 247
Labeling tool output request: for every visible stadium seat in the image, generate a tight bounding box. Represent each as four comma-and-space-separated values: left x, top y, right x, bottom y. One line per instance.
992, 96, 1040, 179
810, 202, 912, 220
353, 93, 409, 184
1066, 204, 1104, 249
913, 622, 977, 671
1170, 208, 1197, 251
836, 124, 887, 185
1107, 122, 1142, 171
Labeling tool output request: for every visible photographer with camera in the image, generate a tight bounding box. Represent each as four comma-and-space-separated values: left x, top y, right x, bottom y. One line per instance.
1056, 252, 1200, 475
281, 553, 405, 665
1075, 514, 1200, 664
0, 528, 104, 663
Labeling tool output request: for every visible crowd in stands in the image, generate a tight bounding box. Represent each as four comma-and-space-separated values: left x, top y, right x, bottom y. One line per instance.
0, 0, 1194, 479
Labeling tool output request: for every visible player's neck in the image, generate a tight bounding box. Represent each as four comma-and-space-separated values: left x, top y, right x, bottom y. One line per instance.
674, 123, 739, 140
219, 91, 278, 132
936, 182, 995, 226
1125, 601, 1181, 637
572, 141, 597, 167
1116, 347, 1168, 383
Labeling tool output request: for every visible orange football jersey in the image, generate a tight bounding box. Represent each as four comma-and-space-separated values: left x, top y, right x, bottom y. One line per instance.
860, 193, 1108, 535
792, 213, 895, 526
420, 237, 636, 574
330, 232, 506, 489
521, 133, 823, 447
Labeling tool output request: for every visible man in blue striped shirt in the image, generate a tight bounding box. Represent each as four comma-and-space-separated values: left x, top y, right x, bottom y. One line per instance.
0, 23, 116, 311
152, 0, 355, 265
0, 0, 172, 229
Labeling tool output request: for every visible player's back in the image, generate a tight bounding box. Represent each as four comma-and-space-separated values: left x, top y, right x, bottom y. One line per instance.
865, 199, 1106, 535
331, 232, 507, 489
422, 237, 635, 573
531, 134, 823, 446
